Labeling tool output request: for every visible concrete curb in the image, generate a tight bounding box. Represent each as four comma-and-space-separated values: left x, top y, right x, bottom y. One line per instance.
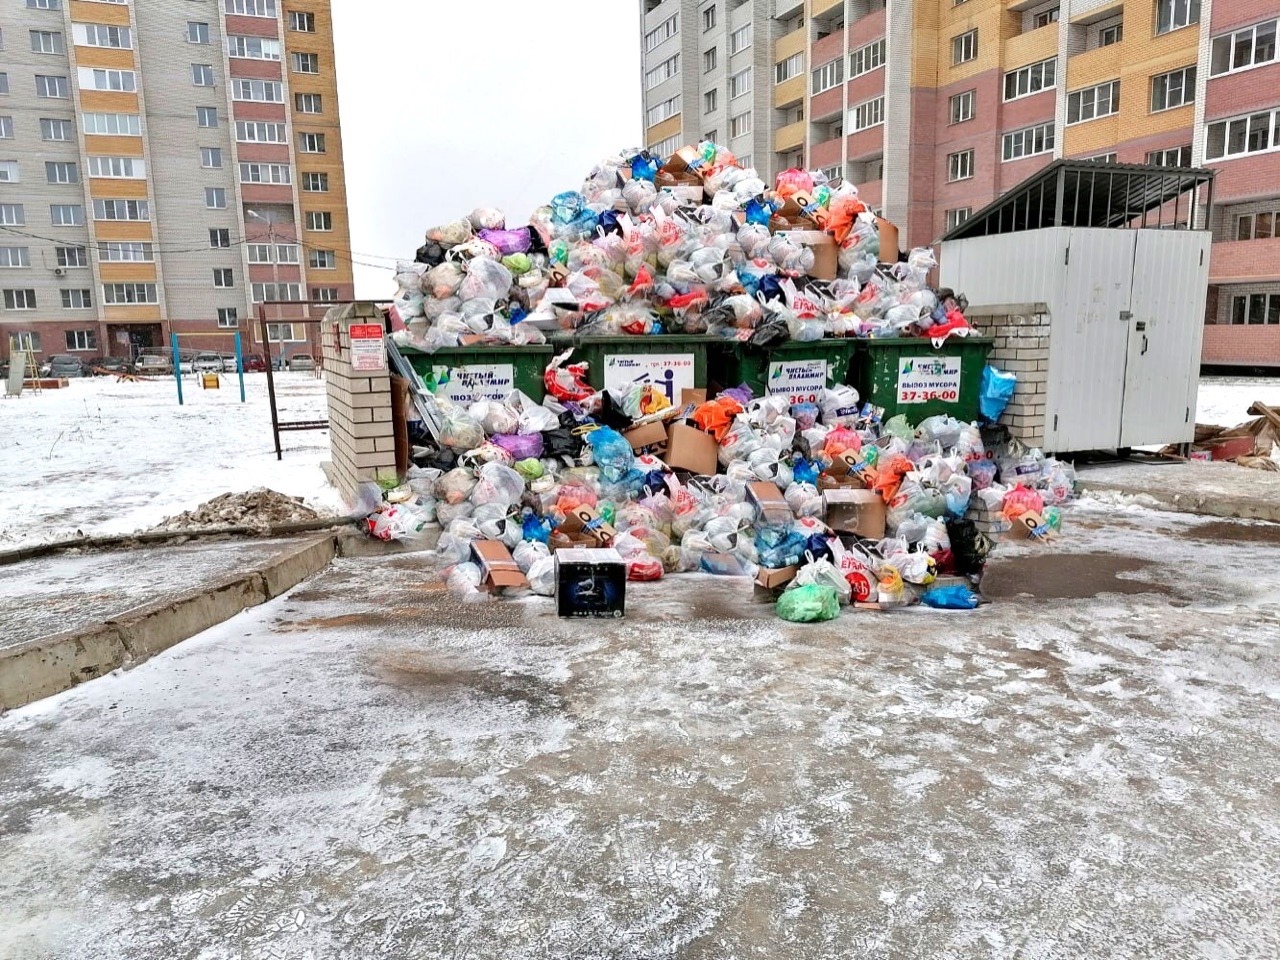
1080, 480, 1280, 523
0, 534, 338, 714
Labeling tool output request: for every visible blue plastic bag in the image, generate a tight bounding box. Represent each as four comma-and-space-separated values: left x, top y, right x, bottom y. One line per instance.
920, 584, 981, 610
585, 427, 635, 484
979, 365, 1017, 423
521, 512, 552, 544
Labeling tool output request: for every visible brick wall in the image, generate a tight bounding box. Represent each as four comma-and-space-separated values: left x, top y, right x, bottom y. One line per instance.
321, 302, 395, 503
966, 304, 1050, 448
1202, 317, 1280, 365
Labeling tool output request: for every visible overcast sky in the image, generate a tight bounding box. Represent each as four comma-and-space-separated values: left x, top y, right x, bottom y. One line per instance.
331, 0, 644, 297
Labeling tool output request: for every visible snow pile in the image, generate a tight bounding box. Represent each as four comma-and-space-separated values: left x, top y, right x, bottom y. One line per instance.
151, 489, 320, 533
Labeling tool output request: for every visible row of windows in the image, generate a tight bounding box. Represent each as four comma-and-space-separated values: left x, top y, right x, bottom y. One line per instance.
3, 285, 158, 308
0, 201, 333, 228
1, 55, 321, 102
1229, 292, 1280, 325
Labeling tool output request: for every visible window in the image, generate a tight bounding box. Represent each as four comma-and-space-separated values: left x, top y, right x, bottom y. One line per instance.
1206, 109, 1280, 161
224, 0, 277, 15
56, 246, 87, 268
644, 13, 679, 52
201, 147, 223, 169
1230, 293, 1280, 324
646, 54, 680, 90
0, 204, 26, 226
948, 149, 974, 181
1152, 66, 1195, 111
1067, 80, 1120, 124
247, 243, 273, 263
87, 157, 145, 179
187, 22, 210, 44
646, 95, 681, 125
196, 106, 218, 128
3, 289, 37, 310
0, 247, 30, 268
729, 111, 751, 139
1099, 23, 1123, 46
1235, 211, 1277, 240
289, 11, 315, 32
99, 242, 154, 262
253, 284, 303, 304
729, 69, 751, 99
27, 0, 63, 8
210, 229, 231, 249
1033, 8, 1059, 28
952, 30, 977, 65
775, 54, 803, 85
729, 24, 751, 55
295, 93, 322, 113
1087, 152, 1117, 163
1156, 0, 1200, 35
239, 162, 291, 184
313, 287, 338, 303
65, 329, 97, 351
235, 121, 287, 143
704, 89, 718, 113
850, 96, 885, 132
813, 57, 844, 94
702, 5, 716, 32
74, 24, 132, 49
704, 48, 717, 73
265, 323, 300, 341
79, 69, 136, 92
0, 161, 18, 183
30, 30, 65, 54
1002, 121, 1055, 161
298, 132, 326, 153
275, 244, 300, 263
946, 208, 972, 231
40, 118, 72, 141
102, 283, 158, 305
291, 52, 319, 74
0, 117, 10, 140
50, 204, 83, 225
217, 307, 239, 328
46, 161, 78, 184
0, 75, 8, 96
302, 172, 328, 192
704, 129, 718, 144
82, 113, 140, 136
192, 64, 215, 86
205, 188, 227, 209
62, 292, 93, 312
93, 199, 148, 221
36, 75, 70, 99
1210, 19, 1278, 77
235, 80, 284, 103
950, 90, 974, 124
213, 268, 234, 288
226, 36, 281, 60
309, 249, 336, 269
306, 211, 332, 231
1004, 58, 1056, 101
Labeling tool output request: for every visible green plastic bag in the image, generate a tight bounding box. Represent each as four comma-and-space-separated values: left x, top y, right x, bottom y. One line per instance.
884, 414, 915, 441
776, 584, 840, 623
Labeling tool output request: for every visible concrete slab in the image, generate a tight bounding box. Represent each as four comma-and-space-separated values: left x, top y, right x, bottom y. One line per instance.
1078, 459, 1280, 522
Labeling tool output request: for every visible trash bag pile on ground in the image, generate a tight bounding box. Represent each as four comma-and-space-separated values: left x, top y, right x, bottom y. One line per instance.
388, 143, 975, 351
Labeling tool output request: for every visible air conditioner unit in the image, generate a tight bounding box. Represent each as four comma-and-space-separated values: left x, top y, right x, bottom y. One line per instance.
53, 267, 66, 276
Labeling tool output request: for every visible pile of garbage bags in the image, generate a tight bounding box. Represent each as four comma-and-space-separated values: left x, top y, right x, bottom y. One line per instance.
389, 143, 975, 352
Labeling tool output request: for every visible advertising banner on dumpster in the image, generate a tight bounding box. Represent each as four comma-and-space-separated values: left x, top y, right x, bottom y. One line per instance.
430, 363, 515, 405
766, 359, 827, 403
896, 356, 961, 404
603, 354, 696, 405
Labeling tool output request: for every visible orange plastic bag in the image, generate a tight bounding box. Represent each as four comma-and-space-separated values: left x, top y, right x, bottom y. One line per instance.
825, 195, 869, 246
870, 454, 913, 503
690, 396, 744, 442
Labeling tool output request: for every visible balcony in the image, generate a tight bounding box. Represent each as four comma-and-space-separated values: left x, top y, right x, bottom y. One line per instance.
774, 119, 806, 153
810, 135, 843, 170
773, 0, 804, 18
774, 74, 806, 108
1209, 237, 1280, 284
1066, 42, 1121, 90
1202, 323, 1280, 365
812, 0, 843, 15
1004, 21, 1061, 68
810, 86, 844, 121
775, 26, 807, 61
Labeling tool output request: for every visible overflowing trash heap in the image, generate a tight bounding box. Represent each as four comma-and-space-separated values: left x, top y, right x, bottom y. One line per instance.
368, 145, 1076, 621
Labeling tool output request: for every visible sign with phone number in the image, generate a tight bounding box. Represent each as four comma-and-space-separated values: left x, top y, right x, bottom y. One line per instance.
767, 358, 828, 404
897, 355, 961, 404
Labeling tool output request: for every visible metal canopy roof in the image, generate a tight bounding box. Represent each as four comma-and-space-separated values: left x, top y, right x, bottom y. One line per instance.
941, 159, 1215, 241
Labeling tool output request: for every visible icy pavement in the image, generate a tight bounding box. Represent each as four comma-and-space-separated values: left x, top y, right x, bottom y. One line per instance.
0, 374, 344, 550
1197, 375, 1280, 427
2, 503, 1278, 959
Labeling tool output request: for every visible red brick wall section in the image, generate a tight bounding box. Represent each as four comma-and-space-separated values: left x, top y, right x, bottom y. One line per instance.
810, 136, 843, 170
1209, 237, 1280, 283
1201, 315, 1280, 365
858, 178, 883, 210
1205, 65, 1280, 122
1000, 89, 1055, 130
1209, 152, 1280, 205
1210, 0, 1280, 33
847, 70, 887, 106
810, 87, 844, 122
849, 9, 886, 48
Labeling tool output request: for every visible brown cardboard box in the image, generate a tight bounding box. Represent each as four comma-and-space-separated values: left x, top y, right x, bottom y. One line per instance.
818, 472, 865, 492
823, 450, 866, 482
875, 216, 900, 260
754, 565, 798, 601
776, 230, 838, 281
662, 145, 706, 178
549, 531, 598, 552
666, 422, 719, 476
559, 505, 617, 546
823, 489, 886, 539
471, 540, 528, 590
622, 419, 669, 453
681, 388, 708, 405
746, 481, 792, 525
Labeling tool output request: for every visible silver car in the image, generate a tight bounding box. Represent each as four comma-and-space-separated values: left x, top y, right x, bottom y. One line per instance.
287, 354, 316, 372
192, 353, 223, 374
136, 355, 173, 376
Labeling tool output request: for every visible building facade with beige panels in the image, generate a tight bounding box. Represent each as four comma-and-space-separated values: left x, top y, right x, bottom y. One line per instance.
0, 0, 353, 365
640, 0, 1280, 366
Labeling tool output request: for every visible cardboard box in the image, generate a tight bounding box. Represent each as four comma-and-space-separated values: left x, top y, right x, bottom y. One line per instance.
777, 230, 838, 281
558, 505, 616, 546
470, 540, 528, 590
681, 388, 708, 405
747, 481, 792, 526
549, 530, 598, 552
875, 216, 900, 260
754, 565, 798, 601
661, 145, 706, 178
666, 422, 719, 476
622, 419, 669, 453
556, 547, 627, 618
823, 489, 886, 539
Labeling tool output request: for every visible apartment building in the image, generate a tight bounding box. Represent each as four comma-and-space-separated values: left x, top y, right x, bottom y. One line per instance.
0, 0, 354, 365
639, 0, 1280, 366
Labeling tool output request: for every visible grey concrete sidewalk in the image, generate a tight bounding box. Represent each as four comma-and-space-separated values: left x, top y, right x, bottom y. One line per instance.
1077, 459, 1280, 522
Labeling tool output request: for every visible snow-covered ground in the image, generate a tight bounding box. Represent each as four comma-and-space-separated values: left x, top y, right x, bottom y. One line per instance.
1197, 375, 1280, 427
0, 373, 344, 548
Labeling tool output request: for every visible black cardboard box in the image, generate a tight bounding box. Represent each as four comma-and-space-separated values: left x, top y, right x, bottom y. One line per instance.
555, 547, 627, 619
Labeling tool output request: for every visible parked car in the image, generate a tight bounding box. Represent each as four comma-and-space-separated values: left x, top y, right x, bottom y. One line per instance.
178, 357, 194, 375
221, 355, 238, 373
287, 353, 316, 372
94, 356, 134, 375
242, 353, 267, 373
192, 353, 223, 374
47, 355, 87, 378
136, 355, 173, 376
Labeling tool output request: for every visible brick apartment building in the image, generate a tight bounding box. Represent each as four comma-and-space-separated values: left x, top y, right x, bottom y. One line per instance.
0, 0, 354, 367
639, 0, 1280, 366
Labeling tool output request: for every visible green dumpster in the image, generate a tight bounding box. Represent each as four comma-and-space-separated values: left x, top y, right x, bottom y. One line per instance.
552, 334, 710, 404
708, 338, 858, 401
853, 336, 993, 425
400, 343, 553, 404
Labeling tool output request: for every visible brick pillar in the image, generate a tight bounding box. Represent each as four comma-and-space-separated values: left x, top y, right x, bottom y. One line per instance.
968, 303, 1050, 449
321, 302, 396, 504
